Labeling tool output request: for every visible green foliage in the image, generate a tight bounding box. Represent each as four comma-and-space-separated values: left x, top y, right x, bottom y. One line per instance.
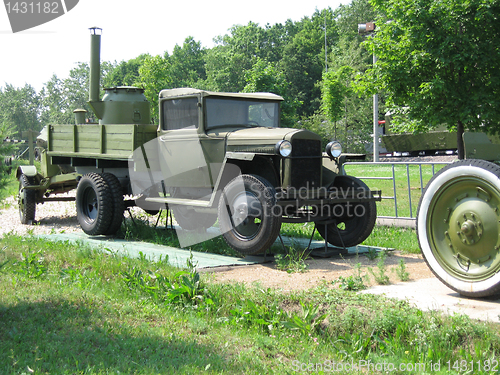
1, 235, 500, 373
394, 258, 410, 282
102, 54, 149, 88
282, 302, 328, 336
368, 250, 390, 285
334, 263, 367, 291
13, 249, 48, 279
137, 55, 171, 121
321, 66, 354, 123
357, 0, 500, 138
121, 252, 212, 307
0, 84, 41, 136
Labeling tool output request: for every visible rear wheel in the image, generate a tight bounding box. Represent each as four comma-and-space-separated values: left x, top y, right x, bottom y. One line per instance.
76, 173, 112, 236
417, 160, 500, 297
18, 174, 36, 224
101, 173, 124, 235
218, 174, 281, 255
316, 176, 376, 248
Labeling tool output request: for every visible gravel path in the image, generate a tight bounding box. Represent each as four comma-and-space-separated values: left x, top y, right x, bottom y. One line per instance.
0, 192, 80, 236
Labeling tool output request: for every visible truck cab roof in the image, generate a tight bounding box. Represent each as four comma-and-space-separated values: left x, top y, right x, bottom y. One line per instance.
158, 88, 284, 101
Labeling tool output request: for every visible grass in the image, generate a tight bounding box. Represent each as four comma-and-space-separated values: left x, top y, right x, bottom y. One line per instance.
0, 234, 499, 374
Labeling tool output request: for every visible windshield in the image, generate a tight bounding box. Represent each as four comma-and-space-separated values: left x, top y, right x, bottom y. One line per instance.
205, 98, 279, 129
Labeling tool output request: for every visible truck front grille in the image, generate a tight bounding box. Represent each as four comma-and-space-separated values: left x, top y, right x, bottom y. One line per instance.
290, 139, 322, 189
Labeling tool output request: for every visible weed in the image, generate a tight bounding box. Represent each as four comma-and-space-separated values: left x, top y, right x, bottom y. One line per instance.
120, 252, 212, 307
283, 302, 328, 336
230, 300, 282, 332
368, 251, 390, 285
274, 246, 309, 273
14, 250, 47, 278
335, 275, 366, 291
394, 259, 410, 281
365, 247, 378, 260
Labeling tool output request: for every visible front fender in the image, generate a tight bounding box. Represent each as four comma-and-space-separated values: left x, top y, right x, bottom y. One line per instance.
16, 165, 38, 179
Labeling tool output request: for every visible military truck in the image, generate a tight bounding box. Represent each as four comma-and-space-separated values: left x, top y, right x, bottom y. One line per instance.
17, 28, 381, 255
417, 133, 500, 297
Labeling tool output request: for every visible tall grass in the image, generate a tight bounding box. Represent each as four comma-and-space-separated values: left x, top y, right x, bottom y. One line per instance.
0, 234, 499, 374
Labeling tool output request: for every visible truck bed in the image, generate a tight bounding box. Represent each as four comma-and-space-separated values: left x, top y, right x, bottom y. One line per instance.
47, 124, 157, 160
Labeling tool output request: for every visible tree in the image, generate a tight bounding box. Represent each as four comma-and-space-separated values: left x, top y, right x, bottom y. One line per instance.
0, 84, 41, 136
358, 0, 500, 159
243, 58, 300, 127
102, 55, 148, 88
168, 37, 207, 88
137, 55, 171, 121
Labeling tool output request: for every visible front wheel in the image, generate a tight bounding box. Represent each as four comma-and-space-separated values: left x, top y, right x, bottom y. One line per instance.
18, 174, 36, 224
316, 175, 377, 248
417, 160, 500, 297
218, 174, 281, 255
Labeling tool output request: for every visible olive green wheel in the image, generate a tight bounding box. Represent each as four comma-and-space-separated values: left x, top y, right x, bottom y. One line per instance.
18, 174, 36, 224
417, 160, 500, 297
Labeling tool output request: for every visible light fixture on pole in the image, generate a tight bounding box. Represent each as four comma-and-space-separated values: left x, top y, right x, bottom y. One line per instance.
358, 22, 380, 162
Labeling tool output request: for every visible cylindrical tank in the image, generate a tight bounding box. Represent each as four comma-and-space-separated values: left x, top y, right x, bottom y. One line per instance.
99, 86, 151, 125
73, 109, 87, 124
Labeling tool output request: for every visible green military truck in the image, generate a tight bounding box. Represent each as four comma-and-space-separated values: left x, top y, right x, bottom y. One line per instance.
17, 28, 381, 255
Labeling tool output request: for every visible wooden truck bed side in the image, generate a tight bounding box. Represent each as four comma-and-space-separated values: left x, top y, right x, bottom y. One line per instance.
47, 124, 158, 160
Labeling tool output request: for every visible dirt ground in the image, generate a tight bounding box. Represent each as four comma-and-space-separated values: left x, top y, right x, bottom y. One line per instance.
205, 251, 434, 291
0, 194, 434, 291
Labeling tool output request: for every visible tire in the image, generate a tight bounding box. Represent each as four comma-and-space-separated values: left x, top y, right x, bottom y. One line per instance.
316, 175, 377, 248
218, 174, 281, 255
417, 159, 500, 297
101, 173, 124, 235
76, 173, 113, 236
18, 174, 36, 224
172, 205, 217, 230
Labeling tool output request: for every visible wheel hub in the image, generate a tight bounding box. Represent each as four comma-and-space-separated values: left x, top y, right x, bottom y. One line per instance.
429, 176, 500, 281
457, 214, 483, 245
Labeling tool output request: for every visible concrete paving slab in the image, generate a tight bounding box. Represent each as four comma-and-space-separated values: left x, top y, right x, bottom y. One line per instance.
38, 232, 264, 269
37, 228, 392, 269
361, 278, 500, 323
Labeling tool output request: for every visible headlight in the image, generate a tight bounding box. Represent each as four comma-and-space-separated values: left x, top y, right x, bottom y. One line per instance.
275, 140, 292, 157
326, 141, 342, 158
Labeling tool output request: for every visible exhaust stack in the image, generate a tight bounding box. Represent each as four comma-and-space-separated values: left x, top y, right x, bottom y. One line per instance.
88, 27, 104, 119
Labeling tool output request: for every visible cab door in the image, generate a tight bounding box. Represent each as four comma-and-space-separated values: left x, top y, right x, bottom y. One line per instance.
158, 96, 212, 190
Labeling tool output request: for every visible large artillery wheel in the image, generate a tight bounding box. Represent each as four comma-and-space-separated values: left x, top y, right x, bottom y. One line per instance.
218, 174, 281, 255
18, 174, 36, 224
417, 160, 500, 297
76, 173, 113, 236
316, 176, 377, 248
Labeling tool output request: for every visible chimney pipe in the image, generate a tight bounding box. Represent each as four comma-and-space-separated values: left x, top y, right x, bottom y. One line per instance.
89, 27, 102, 103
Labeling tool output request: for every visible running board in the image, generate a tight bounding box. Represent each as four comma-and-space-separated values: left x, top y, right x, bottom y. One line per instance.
144, 197, 212, 207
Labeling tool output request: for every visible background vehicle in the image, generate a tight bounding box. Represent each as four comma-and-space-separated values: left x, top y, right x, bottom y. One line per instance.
17, 28, 381, 255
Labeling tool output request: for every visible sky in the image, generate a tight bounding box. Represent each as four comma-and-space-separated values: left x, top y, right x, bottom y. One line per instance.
0, 0, 347, 93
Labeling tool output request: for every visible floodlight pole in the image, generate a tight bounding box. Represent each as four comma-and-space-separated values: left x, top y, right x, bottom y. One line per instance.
358, 22, 380, 162
373, 53, 379, 162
